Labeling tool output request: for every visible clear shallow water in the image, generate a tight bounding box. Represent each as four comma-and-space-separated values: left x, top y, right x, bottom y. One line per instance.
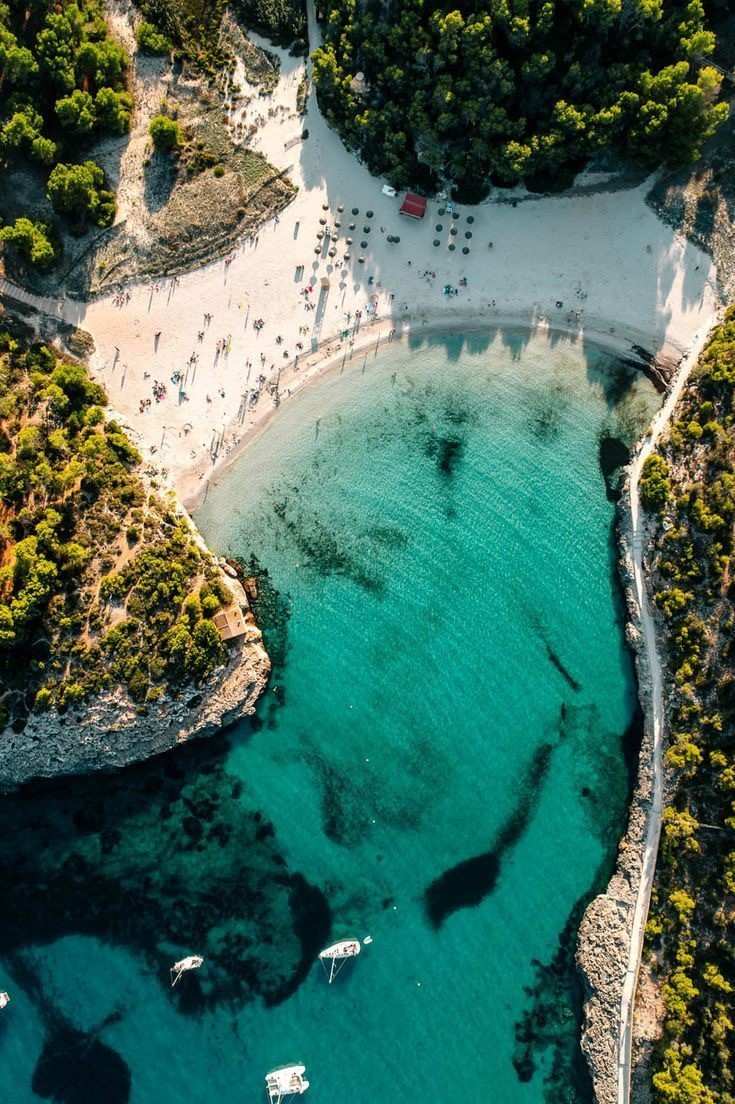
0, 329, 658, 1104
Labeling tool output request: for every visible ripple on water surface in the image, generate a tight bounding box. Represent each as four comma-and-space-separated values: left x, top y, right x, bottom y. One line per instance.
0, 328, 659, 1104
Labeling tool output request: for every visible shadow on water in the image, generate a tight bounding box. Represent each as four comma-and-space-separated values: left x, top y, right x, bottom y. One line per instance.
7, 951, 131, 1104
424, 743, 554, 928
510, 701, 643, 1102
598, 433, 630, 503
522, 605, 583, 695
0, 736, 331, 1014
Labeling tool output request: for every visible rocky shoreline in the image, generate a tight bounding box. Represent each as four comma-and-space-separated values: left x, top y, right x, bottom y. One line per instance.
0, 557, 270, 792
576, 480, 659, 1104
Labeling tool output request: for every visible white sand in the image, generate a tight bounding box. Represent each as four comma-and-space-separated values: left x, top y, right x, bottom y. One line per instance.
5, 2, 721, 507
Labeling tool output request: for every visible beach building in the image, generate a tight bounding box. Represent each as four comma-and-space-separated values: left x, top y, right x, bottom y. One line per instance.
399, 193, 427, 219
212, 605, 248, 642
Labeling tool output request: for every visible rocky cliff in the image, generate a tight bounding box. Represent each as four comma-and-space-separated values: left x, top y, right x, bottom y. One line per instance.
0, 591, 269, 791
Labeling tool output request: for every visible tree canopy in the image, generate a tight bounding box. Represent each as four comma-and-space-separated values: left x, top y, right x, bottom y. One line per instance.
312, 0, 729, 197
0, 0, 128, 260
641, 308, 735, 1104
0, 331, 231, 730
46, 160, 116, 228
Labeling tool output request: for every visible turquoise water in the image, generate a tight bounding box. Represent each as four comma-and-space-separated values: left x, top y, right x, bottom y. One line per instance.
0, 328, 658, 1104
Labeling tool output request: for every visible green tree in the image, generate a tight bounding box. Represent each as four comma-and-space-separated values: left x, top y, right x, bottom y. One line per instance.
0, 108, 56, 164
76, 38, 127, 90
55, 89, 96, 135
0, 20, 38, 89
94, 87, 132, 134
0, 217, 55, 268
46, 160, 115, 228
36, 7, 84, 93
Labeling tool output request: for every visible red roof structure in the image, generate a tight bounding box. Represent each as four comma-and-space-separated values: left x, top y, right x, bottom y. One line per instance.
399, 192, 427, 219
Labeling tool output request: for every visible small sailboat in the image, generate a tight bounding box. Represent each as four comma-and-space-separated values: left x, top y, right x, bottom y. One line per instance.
318, 938, 361, 984
0, 992, 9, 1009
170, 955, 204, 987
265, 1063, 310, 1102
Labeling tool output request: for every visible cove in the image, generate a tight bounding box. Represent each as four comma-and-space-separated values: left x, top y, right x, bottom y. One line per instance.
0, 327, 659, 1104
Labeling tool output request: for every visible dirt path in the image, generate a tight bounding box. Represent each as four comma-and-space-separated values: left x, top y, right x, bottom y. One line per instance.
618, 317, 720, 1104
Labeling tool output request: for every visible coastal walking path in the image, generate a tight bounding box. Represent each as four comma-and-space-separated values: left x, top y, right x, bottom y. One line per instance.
618, 317, 720, 1104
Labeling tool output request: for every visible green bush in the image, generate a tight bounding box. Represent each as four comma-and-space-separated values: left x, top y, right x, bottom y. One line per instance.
0, 218, 56, 268
641, 454, 672, 513
136, 21, 172, 55
149, 113, 182, 151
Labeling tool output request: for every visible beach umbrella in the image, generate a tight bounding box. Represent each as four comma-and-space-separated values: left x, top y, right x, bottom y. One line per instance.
435, 224, 443, 232
467, 215, 474, 224
450, 227, 457, 236
448, 243, 456, 251
334, 220, 341, 228
465, 231, 472, 239
337, 204, 344, 212
359, 241, 367, 249
438, 207, 446, 215
358, 256, 365, 263
314, 247, 321, 253
346, 237, 353, 244
363, 225, 371, 233
349, 222, 356, 230
344, 253, 351, 260
433, 239, 440, 247
462, 247, 470, 254
319, 217, 326, 225
322, 203, 329, 210
366, 210, 374, 218
352, 207, 359, 215
452, 212, 460, 220
393, 236, 400, 242
329, 249, 337, 257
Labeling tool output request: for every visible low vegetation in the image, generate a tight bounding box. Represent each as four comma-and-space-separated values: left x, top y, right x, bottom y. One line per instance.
0, 327, 233, 733
313, 0, 729, 198
641, 308, 735, 1103
132, 0, 306, 78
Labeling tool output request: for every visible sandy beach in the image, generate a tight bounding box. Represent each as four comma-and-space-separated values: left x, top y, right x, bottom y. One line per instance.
4, 3, 721, 508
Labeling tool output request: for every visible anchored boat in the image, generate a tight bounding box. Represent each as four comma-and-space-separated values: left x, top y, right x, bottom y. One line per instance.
0, 992, 9, 1009
265, 1064, 310, 1102
170, 955, 204, 987
318, 938, 361, 984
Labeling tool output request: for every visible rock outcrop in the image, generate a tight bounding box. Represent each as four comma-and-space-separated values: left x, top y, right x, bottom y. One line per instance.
0, 577, 270, 792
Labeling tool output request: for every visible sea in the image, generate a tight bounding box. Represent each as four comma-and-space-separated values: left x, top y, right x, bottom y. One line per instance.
0, 327, 659, 1104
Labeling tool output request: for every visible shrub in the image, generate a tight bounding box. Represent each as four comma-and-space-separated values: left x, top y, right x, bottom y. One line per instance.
136, 21, 172, 55
0, 218, 56, 268
641, 453, 672, 512
149, 113, 182, 151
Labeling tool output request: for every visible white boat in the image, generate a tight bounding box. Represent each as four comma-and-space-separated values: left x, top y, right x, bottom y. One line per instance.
170, 955, 204, 987
265, 1064, 309, 1102
318, 938, 361, 984
0, 992, 9, 1009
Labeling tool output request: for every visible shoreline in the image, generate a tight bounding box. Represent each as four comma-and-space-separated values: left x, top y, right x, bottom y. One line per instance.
180, 305, 692, 511
575, 314, 721, 1104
